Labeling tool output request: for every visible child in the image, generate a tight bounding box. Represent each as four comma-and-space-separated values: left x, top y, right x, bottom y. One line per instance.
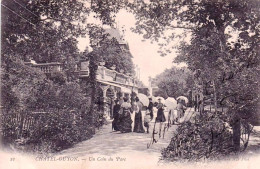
144, 108, 152, 133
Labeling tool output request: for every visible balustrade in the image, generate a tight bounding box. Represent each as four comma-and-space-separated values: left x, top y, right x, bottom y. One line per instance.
30, 63, 62, 73
25, 60, 137, 87
95, 66, 137, 87
104, 68, 116, 81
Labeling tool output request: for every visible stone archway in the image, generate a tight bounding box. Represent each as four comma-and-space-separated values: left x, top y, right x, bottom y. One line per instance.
106, 88, 115, 98
95, 86, 105, 112
105, 87, 115, 119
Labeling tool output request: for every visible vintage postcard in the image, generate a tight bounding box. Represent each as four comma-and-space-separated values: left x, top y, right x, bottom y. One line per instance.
1, 0, 259, 169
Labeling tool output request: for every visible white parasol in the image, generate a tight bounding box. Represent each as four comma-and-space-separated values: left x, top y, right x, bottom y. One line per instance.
137, 93, 149, 107
156, 96, 165, 104
165, 97, 177, 110
176, 96, 189, 103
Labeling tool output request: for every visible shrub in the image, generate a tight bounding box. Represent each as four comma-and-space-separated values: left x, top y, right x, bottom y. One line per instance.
93, 104, 107, 129
23, 110, 95, 153
1, 60, 106, 153
161, 111, 234, 162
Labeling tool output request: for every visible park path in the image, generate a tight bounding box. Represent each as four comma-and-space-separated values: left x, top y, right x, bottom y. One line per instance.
53, 109, 195, 168
1, 108, 259, 169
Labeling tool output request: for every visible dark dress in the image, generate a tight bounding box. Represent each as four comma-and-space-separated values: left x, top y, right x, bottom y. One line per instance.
118, 102, 132, 133
112, 104, 120, 131
148, 102, 154, 120
133, 102, 145, 133
156, 103, 166, 122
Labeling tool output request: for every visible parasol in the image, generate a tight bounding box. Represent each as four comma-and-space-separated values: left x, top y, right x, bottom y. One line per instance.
137, 93, 149, 107
156, 96, 165, 104
165, 97, 177, 110
176, 96, 189, 103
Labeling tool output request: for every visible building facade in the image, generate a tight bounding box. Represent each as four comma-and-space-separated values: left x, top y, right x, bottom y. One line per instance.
25, 28, 139, 119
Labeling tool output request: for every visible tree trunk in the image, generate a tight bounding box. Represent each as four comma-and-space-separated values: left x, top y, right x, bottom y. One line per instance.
201, 80, 204, 113
232, 115, 241, 152
216, 26, 242, 152
88, 54, 98, 133
212, 80, 218, 112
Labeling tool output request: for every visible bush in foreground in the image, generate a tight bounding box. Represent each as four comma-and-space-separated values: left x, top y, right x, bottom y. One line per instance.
161, 112, 234, 162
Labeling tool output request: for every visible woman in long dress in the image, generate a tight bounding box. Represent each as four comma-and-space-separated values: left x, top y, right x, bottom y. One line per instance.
156, 98, 166, 137
156, 98, 166, 123
133, 97, 145, 133
131, 100, 138, 132
118, 98, 132, 133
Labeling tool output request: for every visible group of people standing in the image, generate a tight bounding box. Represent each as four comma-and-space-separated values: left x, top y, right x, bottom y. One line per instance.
112, 97, 169, 134
112, 97, 132, 133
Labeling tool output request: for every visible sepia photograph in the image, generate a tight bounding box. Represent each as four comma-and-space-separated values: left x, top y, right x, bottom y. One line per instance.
0, 0, 260, 169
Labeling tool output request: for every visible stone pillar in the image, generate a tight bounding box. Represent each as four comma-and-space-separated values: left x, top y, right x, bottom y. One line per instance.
148, 76, 153, 96
98, 86, 106, 117
111, 95, 116, 119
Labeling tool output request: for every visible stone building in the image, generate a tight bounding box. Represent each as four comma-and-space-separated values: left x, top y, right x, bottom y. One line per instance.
25, 28, 139, 119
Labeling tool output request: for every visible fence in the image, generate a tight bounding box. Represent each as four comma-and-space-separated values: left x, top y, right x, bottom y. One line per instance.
0, 109, 95, 150
1, 111, 51, 141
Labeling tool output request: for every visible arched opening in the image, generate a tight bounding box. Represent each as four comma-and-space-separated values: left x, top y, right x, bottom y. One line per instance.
105, 88, 115, 119
106, 88, 115, 98
95, 87, 104, 112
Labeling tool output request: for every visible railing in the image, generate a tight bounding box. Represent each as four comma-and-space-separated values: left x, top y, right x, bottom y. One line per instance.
96, 66, 137, 87
80, 70, 89, 77
33, 63, 62, 73
104, 68, 116, 80
25, 61, 137, 87
25, 62, 62, 74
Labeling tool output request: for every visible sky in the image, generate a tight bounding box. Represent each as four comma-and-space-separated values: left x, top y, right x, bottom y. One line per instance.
77, 9, 186, 86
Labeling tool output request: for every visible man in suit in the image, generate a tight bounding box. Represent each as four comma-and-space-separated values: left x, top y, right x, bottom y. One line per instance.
148, 98, 154, 120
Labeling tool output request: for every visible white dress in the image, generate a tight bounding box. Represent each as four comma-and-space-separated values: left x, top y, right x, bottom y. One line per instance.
131, 101, 138, 131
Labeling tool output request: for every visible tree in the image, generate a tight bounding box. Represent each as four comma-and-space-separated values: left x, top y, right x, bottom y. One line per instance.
98, 35, 135, 74
153, 67, 193, 99
127, 0, 259, 152
1, 0, 94, 122
1, 57, 53, 111
1, 0, 90, 110
1, 0, 134, 151
1, 0, 88, 80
